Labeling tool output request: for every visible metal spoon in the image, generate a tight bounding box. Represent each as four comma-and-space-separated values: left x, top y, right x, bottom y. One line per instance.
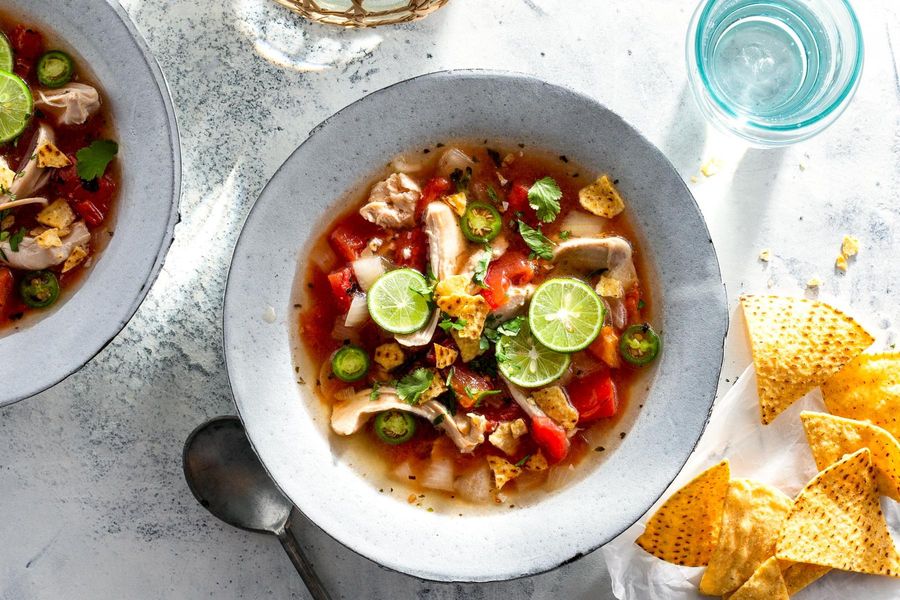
183, 416, 332, 600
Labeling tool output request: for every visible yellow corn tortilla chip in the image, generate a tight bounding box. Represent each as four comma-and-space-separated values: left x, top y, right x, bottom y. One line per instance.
776, 448, 900, 576
740, 295, 873, 424
822, 353, 900, 441
373, 342, 405, 371
62, 245, 88, 273
524, 450, 548, 472
578, 174, 625, 219
727, 556, 788, 600
636, 460, 730, 567
435, 275, 472, 298
436, 293, 489, 339
801, 411, 900, 501
531, 386, 578, 431
433, 343, 458, 369
487, 455, 521, 490
36, 142, 71, 168
699, 479, 792, 595
780, 561, 830, 596
451, 330, 483, 363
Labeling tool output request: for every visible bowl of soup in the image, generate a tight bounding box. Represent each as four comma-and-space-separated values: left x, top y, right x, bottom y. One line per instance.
0, 1, 179, 405
224, 71, 727, 581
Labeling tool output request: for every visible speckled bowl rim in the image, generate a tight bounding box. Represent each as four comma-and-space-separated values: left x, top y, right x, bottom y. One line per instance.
224, 69, 727, 582
0, 0, 181, 407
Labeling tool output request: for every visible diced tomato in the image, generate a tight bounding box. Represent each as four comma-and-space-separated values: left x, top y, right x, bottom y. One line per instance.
327, 214, 381, 262
415, 177, 452, 220
475, 400, 525, 428
625, 283, 643, 325
72, 200, 105, 227
0, 268, 13, 315
530, 416, 570, 463
480, 251, 535, 309
394, 227, 427, 272
588, 325, 621, 369
568, 369, 619, 423
506, 180, 538, 225
10, 26, 43, 59
449, 365, 495, 409
327, 267, 354, 313
54, 159, 116, 226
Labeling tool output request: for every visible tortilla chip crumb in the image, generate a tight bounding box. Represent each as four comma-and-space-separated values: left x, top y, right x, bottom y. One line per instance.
36, 142, 72, 169
62, 245, 89, 273
806, 277, 823, 288
487, 455, 521, 490
441, 192, 467, 216
835, 254, 848, 272
700, 158, 722, 177
34, 228, 62, 249
433, 343, 458, 369
578, 175, 625, 219
373, 343, 405, 371
841, 235, 859, 257
690, 175, 699, 184
758, 249, 771, 262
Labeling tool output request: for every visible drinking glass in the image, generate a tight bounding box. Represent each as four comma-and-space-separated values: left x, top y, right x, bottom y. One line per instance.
686, 0, 863, 146
273, 0, 450, 27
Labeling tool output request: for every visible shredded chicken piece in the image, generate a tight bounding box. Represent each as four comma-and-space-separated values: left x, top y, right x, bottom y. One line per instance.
425, 201, 468, 280
359, 173, 421, 229
35, 83, 101, 126
330, 388, 487, 453
0, 221, 90, 271
553, 236, 637, 293
9, 124, 55, 198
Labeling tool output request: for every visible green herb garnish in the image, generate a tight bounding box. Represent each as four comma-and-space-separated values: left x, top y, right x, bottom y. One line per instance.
527, 177, 562, 223
517, 220, 554, 260
76, 140, 118, 181
396, 368, 434, 405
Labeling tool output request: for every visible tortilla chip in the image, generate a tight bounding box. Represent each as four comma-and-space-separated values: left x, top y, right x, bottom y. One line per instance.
775, 448, 900, 576
822, 353, 900, 441
62, 245, 88, 273
801, 411, 900, 501
636, 461, 730, 567
524, 450, 548, 472
441, 192, 467, 216
780, 561, 830, 596
435, 275, 472, 298
0, 163, 15, 191
33, 228, 62, 249
699, 479, 792, 595
36, 142, 71, 168
727, 557, 788, 600
595, 274, 624, 299
36, 199, 76, 230
531, 386, 578, 431
419, 371, 447, 404
740, 295, 873, 424
487, 455, 521, 490
451, 330, 483, 363
433, 343, 458, 369
437, 293, 489, 340
578, 174, 625, 219
373, 342, 405, 371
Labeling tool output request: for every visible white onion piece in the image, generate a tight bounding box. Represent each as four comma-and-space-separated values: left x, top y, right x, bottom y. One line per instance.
606, 297, 627, 330
390, 153, 429, 174
421, 457, 456, 492
546, 464, 577, 491
454, 463, 493, 503
343, 293, 369, 328
352, 256, 388, 291
392, 460, 416, 481
559, 210, 607, 239
436, 148, 475, 177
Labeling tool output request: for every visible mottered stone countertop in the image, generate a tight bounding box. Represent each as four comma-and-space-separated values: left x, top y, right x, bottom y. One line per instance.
2, 0, 899, 598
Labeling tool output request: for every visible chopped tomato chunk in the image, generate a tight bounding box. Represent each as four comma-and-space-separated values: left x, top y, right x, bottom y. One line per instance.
530, 416, 570, 463
10, 26, 43, 77
448, 365, 495, 409
327, 267, 355, 313
568, 370, 619, 423
55, 159, 116, 226
327, 214, 380, 262
415, 177, 452, 220
506, 180, 538, 225
0, 268, 13, 315
624, 283, 643, 325
394, 227, 427, 272
480, 251, 535, 309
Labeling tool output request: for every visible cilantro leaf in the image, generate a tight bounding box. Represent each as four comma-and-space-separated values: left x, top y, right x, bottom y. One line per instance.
517, 220, 554, 260
472, 251, 491, 288
464, 386, 502, 406
396, 368, 434, 405
370, 381, 382, 402
528, 177, 562, 223
558, 230, 571, 240
438, 315, 466, 332
9, 227, 26, 252
76, 140, 118, 181
487, 186, 502, 204
497, 315, 525, 337
515, 454, 532, 468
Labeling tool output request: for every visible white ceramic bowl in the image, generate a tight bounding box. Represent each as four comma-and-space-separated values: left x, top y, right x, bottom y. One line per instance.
224, 71, 727, 582
0, 0, 180, 405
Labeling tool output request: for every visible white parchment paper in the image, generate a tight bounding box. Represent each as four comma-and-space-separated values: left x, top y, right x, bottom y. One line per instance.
602, 364, 900, 599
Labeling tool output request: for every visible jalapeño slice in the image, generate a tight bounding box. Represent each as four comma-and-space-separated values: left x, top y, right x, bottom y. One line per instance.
331, 345, 370, 382
460, 201, 502, 244
374, 410, 416, 445
37, 51, 74, 88
619, 323, 661, 366
19, 270, 60, 308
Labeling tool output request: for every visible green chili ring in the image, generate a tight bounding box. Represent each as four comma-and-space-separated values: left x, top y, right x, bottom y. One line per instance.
460, 201, 502, 243
37, 51, 74, 88
331, 345, 370, 382
619, 323, 661, 366
374, 410, 416, 445
19, 270, 60, 308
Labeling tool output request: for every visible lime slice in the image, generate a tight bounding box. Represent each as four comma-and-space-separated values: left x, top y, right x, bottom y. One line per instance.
528, 278, 605, 353
0, 71, 32, 144
367, 268, 431, 334
496, 323, 571, 388
0, 33, 13, 73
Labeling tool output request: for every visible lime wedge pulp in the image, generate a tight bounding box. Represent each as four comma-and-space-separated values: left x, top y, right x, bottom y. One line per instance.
0, 71, 32, 144
366, 268, 431, 334
528, 278, 605, 353
496, 323, 571, 388
0, 33, 13, 73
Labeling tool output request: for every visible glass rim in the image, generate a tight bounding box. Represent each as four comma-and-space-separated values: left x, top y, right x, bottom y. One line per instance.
688, 0, 864, 133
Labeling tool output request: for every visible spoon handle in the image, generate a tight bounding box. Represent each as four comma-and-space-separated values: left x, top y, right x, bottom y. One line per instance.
278, 510, 333, 600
